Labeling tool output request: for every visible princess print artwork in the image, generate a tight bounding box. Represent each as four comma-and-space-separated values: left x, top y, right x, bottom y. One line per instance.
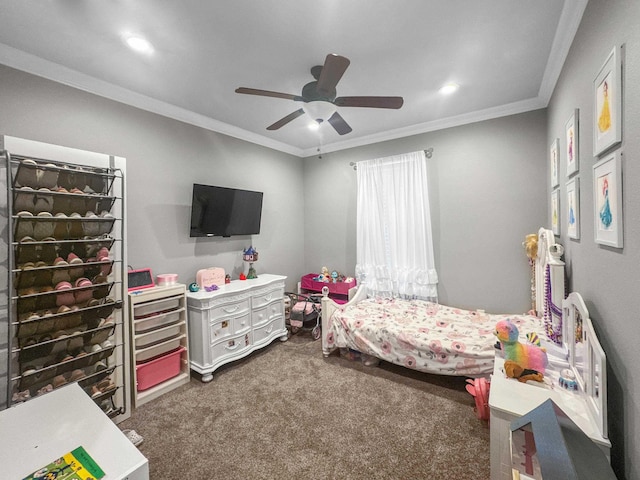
597, 79, 611, 134
598, 176, 613, 230
567, 128, 574, 164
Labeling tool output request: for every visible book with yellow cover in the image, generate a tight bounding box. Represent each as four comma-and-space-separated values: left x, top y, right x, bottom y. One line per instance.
22, 446, 105, 480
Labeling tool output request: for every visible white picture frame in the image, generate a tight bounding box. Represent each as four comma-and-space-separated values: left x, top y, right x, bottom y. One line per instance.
593, 152, 623, 248
550, 138, 559, 188
566, 177, 580, 239
593, 46, 622, 156
551, 189, 560, 235
566, 109, 579, 177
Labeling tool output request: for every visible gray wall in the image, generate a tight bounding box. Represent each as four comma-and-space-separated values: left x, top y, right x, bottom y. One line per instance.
0, 64, 305, 292
546, 1, 640, 478
303, 109, 548, 314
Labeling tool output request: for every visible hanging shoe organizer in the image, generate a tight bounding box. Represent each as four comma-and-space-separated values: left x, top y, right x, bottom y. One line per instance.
1, 138, 130, 423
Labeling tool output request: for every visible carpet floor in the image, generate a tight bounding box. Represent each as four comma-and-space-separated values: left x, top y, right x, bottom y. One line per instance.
119, 333, 490, 479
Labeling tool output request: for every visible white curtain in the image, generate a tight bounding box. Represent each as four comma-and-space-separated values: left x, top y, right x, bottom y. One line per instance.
356, 150, 438, 301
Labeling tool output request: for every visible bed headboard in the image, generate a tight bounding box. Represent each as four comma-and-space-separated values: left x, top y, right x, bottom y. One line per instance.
562, 292, 608, 439
535, 228, 565, 343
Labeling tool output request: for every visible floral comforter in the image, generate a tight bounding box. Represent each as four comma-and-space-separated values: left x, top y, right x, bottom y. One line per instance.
325, 298, 546, 376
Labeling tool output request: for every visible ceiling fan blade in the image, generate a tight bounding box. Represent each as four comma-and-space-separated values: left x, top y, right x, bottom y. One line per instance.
317, 54, 350, 95
266, 109, 305, 130
327, 112, 352, 135
334, 96, 404, 109
236, 87, 302, 101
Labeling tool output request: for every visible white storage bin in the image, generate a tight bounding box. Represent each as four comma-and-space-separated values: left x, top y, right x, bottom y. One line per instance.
135, 323, 182, 349
134, 308, 183, 333
135, 335, 185, 363
133, 295, 181, 318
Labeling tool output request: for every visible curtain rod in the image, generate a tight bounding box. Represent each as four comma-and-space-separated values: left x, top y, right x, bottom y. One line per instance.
349, 148, 433, 170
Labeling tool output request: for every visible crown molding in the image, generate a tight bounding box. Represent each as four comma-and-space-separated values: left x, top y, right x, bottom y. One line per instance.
0, 44, 304, 157
538, 0, 588, 103
301, 96, 546, 157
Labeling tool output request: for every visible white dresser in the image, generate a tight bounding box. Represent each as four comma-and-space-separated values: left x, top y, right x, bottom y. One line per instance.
186, 274, 288, 382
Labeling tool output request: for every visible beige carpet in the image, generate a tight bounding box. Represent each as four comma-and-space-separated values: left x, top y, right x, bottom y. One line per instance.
119, 333, 490, 479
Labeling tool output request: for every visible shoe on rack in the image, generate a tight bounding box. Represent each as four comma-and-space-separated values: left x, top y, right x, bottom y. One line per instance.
122, 429, 144, 447
37, 163, 59, 189
15, 159, 38, 188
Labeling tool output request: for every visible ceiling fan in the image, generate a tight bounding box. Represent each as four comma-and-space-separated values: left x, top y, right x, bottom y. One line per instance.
235, 54, 403, 135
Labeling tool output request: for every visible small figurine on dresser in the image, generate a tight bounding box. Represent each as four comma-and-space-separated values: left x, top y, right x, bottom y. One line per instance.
243, 246, 258, 279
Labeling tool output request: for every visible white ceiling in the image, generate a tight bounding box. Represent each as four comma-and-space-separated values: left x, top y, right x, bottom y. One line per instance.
0, 1, 587, 157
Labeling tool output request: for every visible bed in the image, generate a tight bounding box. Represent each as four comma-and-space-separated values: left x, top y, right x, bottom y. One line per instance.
320, 227, 566, 377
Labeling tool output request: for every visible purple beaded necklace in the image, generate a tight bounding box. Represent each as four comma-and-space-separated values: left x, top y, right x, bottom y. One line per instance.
544, 264, 563, 344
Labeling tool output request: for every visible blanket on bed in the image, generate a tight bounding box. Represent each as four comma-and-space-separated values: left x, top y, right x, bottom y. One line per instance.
325, 298, 546, 376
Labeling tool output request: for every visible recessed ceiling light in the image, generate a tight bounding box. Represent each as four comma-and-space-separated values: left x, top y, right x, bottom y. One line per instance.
439, 83, 459, 95
124, 35, 154, 54
308, 122, 320, 131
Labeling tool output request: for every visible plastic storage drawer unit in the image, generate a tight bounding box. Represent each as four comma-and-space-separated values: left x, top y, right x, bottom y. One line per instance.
136, 346, 185, 391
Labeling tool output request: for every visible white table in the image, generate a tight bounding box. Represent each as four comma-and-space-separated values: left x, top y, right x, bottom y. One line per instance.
0, 384, 148, 479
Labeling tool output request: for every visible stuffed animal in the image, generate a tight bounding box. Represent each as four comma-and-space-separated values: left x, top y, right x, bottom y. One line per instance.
523, 233, 538, 261
494, 320, 548, 373
503, 360, 544, 383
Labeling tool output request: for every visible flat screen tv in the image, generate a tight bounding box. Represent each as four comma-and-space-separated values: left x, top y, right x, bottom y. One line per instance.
190, 184, 263, 237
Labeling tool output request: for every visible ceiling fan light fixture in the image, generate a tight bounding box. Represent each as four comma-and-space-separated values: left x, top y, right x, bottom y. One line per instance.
302, 100, 337, 123
124, 34, 154, 55
439, 82, 459, 95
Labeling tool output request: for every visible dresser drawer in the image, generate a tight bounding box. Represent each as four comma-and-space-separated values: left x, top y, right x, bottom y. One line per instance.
210, 312, 250, 341
211, 332, 251, 359
210, 298, 250, 319
252, 299, 283, 327
251, 284, 284, 310
253, 316, 282, 345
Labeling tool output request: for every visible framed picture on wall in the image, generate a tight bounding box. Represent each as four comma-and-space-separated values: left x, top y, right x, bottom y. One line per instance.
593, 151, 623, 248
566, 109, 579, 177
550, 138, 560, 187
566, 178, 580, 239
593, 46, 622, 156
551, 189, 560, 235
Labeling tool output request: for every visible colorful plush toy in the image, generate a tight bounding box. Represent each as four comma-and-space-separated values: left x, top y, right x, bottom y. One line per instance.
494, 320, 548, 374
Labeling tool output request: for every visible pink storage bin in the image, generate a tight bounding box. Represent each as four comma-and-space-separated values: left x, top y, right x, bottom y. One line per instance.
136, 346, 184, 391
300, 273, 357, 296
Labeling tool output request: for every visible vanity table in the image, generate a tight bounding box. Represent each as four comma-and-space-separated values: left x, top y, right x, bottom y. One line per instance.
488, 293, 610, 479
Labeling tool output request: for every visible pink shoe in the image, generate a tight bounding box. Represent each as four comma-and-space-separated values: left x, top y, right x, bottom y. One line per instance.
74, 277, 93, 304
55, 281, 75, 307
